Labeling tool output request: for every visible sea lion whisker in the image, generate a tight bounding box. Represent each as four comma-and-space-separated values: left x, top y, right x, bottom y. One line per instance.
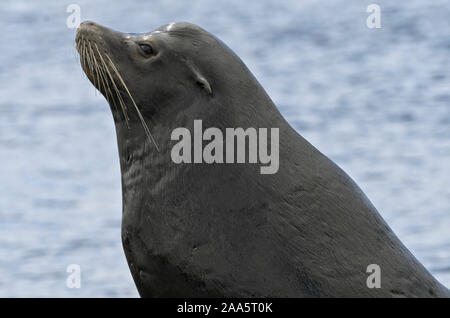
93, 44, 120, 116
105, 53, 160, 151
100, 54, 130, 116
77, 36, 128, 123
82, 38, 90, 74
82, 42, 93, 84
109, 71, 131, 124
78, 37, 85, 69
85, 43, 98, 96
89, 41, 105, 97
87, 42, 101, 94
73, 39, 79, 63
93, 51, 110, 103
75, 36, 84, 65
83, 40, 94, 77
99, 52, 131, 126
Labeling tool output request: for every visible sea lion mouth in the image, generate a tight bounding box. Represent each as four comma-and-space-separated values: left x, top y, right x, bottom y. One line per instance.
75, 21, 159, 151
76, 22, 130, 118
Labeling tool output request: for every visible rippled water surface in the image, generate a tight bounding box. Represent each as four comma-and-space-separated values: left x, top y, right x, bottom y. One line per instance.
0, 0, 449, 297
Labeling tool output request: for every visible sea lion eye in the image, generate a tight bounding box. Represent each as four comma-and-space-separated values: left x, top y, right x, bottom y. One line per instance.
138, 43, 154, 56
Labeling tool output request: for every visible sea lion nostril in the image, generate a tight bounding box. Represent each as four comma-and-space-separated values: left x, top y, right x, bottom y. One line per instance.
77, 21, 101, 38
80, 20, 95, 27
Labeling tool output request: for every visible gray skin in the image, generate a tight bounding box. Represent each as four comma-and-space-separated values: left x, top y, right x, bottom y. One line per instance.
75, 21, 449, 297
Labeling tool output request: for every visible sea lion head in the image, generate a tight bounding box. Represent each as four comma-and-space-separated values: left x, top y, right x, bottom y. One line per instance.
75, 21, 263, 152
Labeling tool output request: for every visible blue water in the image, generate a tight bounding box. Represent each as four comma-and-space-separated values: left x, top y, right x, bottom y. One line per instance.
0, 0, 449, 297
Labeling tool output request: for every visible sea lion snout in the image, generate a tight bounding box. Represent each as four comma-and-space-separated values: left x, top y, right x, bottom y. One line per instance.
76, 21, 101, 40
79, 20, 96, 27
77, 20, 114, 34
76, 21, 121, 44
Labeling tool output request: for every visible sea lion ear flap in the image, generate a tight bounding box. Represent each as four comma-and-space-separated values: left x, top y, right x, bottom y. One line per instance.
188, 63, 212, 96
196, 75, 212, 96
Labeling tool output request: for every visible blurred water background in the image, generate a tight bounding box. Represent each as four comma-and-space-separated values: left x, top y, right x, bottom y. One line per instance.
0, 0, 449, 297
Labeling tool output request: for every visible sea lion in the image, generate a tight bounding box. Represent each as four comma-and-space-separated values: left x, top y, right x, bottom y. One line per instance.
75, 21, 449, 297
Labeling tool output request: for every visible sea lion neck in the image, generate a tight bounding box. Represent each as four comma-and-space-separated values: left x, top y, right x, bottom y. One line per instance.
112, 97, 209, 215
